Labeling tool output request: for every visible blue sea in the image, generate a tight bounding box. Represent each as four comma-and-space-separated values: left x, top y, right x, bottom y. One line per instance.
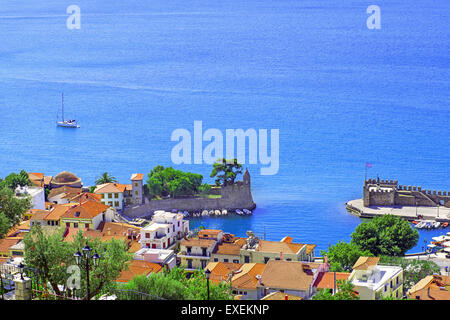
0, 0, 449, 254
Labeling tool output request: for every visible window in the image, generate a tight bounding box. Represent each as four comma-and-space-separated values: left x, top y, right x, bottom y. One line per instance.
146, 233, 150, 238
390, 281, 393, 288
396, 277, 399, 285
264, 257, 270, 263
233, 260, 239, 263
66, 222, 70, 227
74, 223, 78, 228
101, 194, 104, 199
135, 191, 139, 195
286, 258, 292, 261
108, 193, 112, 198
108, 202, 113, 206
384, 284, 387, 292
85, 223, 89, 229
115, 201, 119, 207
135, 183, 138, 187
214, 258, 218, 262
114, 193, 119, 198
244, 256, 250, 263
224, 259, 229, 263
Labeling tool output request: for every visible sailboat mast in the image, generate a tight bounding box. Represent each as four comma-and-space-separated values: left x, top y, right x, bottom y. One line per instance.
61, 93, 64, 121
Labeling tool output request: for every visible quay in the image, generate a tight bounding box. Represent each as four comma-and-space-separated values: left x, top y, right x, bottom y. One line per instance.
346, 198, 450, 223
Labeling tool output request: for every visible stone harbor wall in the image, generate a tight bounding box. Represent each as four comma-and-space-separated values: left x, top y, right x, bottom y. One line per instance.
123, 169, 256, 218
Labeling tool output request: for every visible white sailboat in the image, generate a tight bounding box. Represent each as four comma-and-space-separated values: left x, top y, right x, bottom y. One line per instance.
56, 93, 80, 128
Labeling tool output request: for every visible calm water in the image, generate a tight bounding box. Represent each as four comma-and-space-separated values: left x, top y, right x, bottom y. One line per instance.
0, 1, 449, 253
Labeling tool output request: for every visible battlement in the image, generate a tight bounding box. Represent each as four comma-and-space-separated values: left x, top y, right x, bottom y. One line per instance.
364, 178, 450, 208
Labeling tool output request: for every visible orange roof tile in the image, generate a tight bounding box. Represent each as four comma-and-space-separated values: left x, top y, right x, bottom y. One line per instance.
260, 260, 315, 291
199, 229, 223, 236
0, 238, 20, 253
48, 186, 82, 200
312, 272, 351, 289
29, 209, 49, 220
130, 173, 144, 181
94, 183, 126, 194
231, 263, 266, 290
116, 260, 162, 282
261, 291, 303, 300
352, 257, 380, 270
215, 243, 243, 256
181, 238, 216, 248
45, 203, 73, 221
61, 200, 109, 220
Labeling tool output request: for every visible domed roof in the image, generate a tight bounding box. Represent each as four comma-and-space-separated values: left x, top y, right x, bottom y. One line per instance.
52, 171, 82, 185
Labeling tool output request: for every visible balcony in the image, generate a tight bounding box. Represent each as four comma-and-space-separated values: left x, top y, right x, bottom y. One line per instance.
177, 251, 211, 260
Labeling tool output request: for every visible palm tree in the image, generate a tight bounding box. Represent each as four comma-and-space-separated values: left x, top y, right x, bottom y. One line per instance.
95, 172, 118, 185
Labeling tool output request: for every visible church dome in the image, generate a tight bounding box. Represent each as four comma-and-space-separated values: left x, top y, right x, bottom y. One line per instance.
52, 171, 82, 186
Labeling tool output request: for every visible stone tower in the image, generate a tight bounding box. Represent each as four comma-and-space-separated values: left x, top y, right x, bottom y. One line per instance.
130, 173, 144, 205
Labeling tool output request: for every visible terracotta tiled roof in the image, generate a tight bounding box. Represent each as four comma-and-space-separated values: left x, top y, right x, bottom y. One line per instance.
305, 244, 316, 255
6, 220, 31, 237
407, 275, 450, 300
205, 262, 243, 284
259, 260, 315, 291
116, 260, 162, 283
45, 203, 74, 221
130, 173, 144, 181
199, 229, 223, 236
61, 200, 109, 220
215, 243, 242, 256
181, 238, 216, 248
94, 183, 126, 194
312, 272, 351, 289
28, 172, 44, 187
48, 186, 82, 200
0, 238, 20, 253
261, 291, 303, 300
69, 192, 102, 203
352, 257, 380, 270
231, 263, 266, 290
29, 209, 49, 220
256, 240, 305, 254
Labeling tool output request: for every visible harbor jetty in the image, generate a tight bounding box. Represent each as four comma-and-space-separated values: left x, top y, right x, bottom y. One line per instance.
347, 178, 450, 223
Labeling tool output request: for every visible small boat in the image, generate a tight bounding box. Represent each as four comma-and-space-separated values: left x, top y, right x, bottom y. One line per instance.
215, 210, 221, 216
412, 220, 419, 225
236, 209, 243, 215
243, 209, 252, 215
433, 222, 441, 229
222, 209, 228, 215
415, 221, 424, 229
443, 222, 448, 228
56, 93, 80, 128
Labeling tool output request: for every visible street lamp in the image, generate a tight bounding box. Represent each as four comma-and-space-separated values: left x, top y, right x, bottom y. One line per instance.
17, 262, 25, 281
205, 269, 211, 300
74, 244, 101, 300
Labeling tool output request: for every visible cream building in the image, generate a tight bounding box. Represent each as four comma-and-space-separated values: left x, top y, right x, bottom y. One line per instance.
348, 257, 403, 300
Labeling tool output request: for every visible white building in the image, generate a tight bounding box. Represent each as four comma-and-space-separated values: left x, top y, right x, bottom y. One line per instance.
15, 186, 45, 210
134, 248, 177, 270
140, 211, 189, 250
348, 257, 403, 300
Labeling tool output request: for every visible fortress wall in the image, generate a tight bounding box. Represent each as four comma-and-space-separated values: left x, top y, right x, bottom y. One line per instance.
368, 190, 395, 206
123, 171, 255, 218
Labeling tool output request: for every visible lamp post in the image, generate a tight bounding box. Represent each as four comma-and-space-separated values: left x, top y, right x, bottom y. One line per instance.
74, 245, 101, 300
205, 269, 211, 300
17, 262, 25, 281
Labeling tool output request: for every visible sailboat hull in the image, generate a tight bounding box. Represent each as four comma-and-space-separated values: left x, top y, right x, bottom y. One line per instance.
57, 121, 80, 128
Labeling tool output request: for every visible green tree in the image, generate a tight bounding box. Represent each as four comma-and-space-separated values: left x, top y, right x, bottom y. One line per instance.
0, 186, 31, 239
0, 170, 31, 190
117, 267, 233, 300
321, 241, 374, 272
379, 255, 440, 293
146, 166, 204, 198
95, 172, 118, 185
23, 226, 132, 299
210, 158, 243, 186
313, 280, 359, 300
351, 215, 419, 256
